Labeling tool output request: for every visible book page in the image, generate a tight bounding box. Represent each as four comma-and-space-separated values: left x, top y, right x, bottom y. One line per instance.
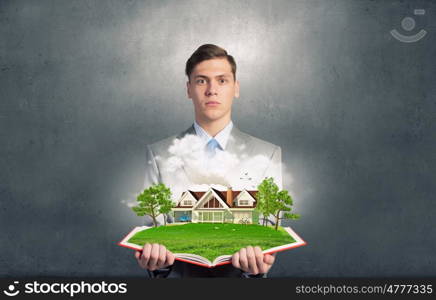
118, 226, 151, 251
212, 255, 232, 265
263, 227, 306, 254
174, 253, 211, 266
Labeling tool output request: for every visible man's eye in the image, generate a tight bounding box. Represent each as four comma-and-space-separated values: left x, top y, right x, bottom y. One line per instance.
196, 79, 206, 84
219, 79, 228, 84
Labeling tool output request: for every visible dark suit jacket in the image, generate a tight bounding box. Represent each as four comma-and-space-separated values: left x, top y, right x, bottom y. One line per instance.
147, 261, 266, 278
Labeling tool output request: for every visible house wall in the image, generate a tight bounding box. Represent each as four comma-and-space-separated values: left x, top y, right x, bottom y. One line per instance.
232, 211, 253, 224
237, 191, 252, 201
192, 211, 199, 223
224, 211, 234, 223
173, 211, 192, 222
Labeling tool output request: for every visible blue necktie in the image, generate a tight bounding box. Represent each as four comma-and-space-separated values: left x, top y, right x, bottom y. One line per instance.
206, 138, 220, 158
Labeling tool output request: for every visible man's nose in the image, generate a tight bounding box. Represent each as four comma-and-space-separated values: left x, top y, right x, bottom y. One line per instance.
205, 81, 218, 96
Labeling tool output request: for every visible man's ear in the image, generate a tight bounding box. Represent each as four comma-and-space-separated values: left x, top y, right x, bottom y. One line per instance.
234, 80, 240, 98
186, 81, 192, 99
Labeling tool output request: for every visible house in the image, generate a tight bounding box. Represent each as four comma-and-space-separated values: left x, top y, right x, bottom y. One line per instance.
171, 187, 259, 224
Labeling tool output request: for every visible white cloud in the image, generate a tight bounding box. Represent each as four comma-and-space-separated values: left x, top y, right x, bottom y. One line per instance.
161, 134, 275, 192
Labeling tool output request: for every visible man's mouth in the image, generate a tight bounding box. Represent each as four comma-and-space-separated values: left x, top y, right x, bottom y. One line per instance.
206, 101, 220, 106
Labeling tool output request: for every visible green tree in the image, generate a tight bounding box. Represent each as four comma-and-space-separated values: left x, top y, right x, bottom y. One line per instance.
131, 183, 173, 227
256, 177, 300, 229
256, 177, 279, 226
271, 190, 300, 230
159, 193, 174, 226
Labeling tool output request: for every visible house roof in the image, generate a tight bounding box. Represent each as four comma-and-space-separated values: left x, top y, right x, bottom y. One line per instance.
175, 188, 258, 208
188, 190, 205, 201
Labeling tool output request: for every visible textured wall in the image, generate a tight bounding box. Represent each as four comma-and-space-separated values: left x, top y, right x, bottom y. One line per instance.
1, 0, 435, 277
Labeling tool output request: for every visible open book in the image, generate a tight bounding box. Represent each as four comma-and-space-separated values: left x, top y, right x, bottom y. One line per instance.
119, 224, 306, 268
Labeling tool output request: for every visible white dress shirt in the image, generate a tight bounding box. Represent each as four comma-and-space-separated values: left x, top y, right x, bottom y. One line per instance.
193, 120, 233, 170
193, 120, 233, 151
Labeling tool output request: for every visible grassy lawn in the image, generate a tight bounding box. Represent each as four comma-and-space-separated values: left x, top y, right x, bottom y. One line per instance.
128, 223, 295, 261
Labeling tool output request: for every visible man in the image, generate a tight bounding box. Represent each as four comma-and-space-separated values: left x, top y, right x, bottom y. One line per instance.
135, 44, 282, 278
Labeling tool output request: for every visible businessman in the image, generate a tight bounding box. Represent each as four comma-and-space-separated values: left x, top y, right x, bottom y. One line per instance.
135, 44, 282, 278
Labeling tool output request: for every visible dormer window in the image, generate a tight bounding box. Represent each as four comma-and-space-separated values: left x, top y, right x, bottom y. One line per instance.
183, 200, 193, 206
238, 200, 249, 206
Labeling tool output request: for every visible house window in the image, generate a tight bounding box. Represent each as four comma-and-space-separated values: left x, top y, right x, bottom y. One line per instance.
201, 198, 222, 208
198, 211, 223, 223
183, 200, 192, 206
238, 200, 249, 206
213, 212, 222, 221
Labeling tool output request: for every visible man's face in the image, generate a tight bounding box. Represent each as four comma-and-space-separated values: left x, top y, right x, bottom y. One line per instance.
187, 58, 240, 124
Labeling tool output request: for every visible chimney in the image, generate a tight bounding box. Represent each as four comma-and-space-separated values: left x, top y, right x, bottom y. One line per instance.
226, 187, 233, 207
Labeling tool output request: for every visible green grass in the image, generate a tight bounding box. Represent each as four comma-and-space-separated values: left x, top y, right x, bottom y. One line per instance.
128, 223, 295, 261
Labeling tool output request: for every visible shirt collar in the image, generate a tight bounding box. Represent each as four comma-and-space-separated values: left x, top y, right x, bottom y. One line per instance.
193, 120, 233, 150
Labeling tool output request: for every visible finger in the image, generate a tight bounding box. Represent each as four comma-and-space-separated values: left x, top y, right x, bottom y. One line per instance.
141, 243, 152, 256
246, 246, 258, 275
148, 243, 160, 270
239, 248, 248, 272
263, 253, 275, 266
263, 254, 275, 273
135, 251, 146, 269
232, 252, 241, 269
157, 244, 167, 268
166, 250, 175, 266
141, 243, 152, 267
254, 246, 266, 274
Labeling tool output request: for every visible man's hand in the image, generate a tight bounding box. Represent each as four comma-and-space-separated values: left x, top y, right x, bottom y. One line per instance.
231, 246, 275, 275
135, 243, 175, 271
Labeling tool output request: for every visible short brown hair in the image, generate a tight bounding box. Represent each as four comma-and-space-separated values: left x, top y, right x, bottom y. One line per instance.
185, 44, 237, 81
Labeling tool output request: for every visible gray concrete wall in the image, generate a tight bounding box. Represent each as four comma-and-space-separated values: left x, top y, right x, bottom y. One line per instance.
1, 0, 435, 277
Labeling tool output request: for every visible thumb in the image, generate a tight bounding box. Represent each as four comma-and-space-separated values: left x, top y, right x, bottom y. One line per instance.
263, 254, 275, 265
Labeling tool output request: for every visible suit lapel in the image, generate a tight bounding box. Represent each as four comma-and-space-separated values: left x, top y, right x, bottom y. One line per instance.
226, 126, 253, 157
177, 124, 196, 139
